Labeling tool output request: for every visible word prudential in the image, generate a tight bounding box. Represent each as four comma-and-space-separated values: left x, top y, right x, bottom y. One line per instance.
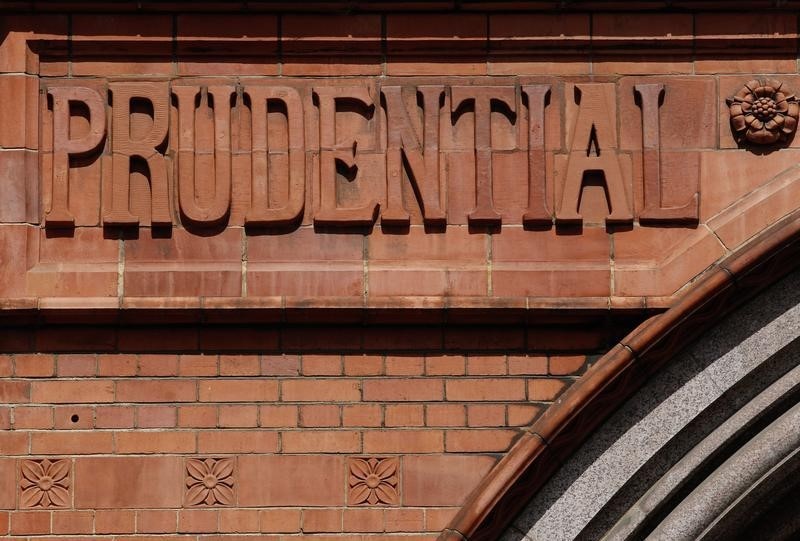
42, 79, 698, 230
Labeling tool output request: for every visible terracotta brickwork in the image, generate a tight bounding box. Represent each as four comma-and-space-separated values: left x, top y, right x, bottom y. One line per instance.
2, 3, 800, 540
0, 350, 585, 537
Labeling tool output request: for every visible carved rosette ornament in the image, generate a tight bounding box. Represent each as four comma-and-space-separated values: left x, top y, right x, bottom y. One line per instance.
19, 458, 71, 508
185, 458, 234, 506
348, 457, 399, 505
727, 79, 799, 145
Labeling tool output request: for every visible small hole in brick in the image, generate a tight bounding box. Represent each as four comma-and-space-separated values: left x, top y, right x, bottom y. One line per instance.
70, 414, 79, 423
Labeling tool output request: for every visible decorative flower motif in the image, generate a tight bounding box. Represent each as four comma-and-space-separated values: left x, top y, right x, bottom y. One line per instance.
348, 457, 399, 505
185, 458, 234, 506
19, 458, 70, 508
727, 79, 799, 145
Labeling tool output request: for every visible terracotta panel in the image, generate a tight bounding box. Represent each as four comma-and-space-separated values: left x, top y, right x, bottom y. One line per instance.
614, 226, 726, 296
491, 226, 610, 297
237, 455, 345, 506
402, 455, 495, 506
124, 228, 242, 297
247, 229, 363, 297
0, 225, 29, 297
74, 456, 183, 508
699, 149, 800, 221
368, 225, 487, 297
0, 459, 15, 509
27, 227, 119, 298
0, 150, 37, 223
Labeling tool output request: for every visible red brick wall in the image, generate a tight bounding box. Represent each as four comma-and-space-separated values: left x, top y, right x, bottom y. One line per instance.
0, 349, 587, 537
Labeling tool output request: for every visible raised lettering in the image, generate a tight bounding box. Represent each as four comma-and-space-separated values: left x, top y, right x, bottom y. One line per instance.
173, 85, 235, 225
45, 86, 106, 227
636, 83, 699, 223
557, 83, 632, 225
244, 85, 306, 226
381, 85, 445, 226
522, 84, 551, 225
313, 86, 379, 227
451, 86, 516, 226
104, 82, 170, 227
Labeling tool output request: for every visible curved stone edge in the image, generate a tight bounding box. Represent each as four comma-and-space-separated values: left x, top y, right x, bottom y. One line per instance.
438, 208, 800, 541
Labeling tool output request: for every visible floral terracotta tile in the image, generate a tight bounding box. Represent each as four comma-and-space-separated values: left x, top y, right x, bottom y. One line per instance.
348, 456, 399, 506
185, 457, 235, 506
20, 458, 71, 508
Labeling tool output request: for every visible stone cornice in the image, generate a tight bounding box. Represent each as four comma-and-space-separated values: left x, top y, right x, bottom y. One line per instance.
2, 1, 799, 12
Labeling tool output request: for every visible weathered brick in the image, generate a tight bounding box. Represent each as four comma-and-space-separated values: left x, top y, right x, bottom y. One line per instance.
343, 355, 383, 376
301, 354, 343, 376
343, 508, 384, 533
281, 430, 360, 453
177, 405, 217, 428
198, 430, 279, 453
14, 354, 55, 377
56, 354, 97, 377
97, 355, 138, 377
445, 378, 526, 401
425, 356, 465, 376
137, 510, 178, 534
219, 355, 260, 376
178, 509, 219, 533
362, 379, 443, 402
342, 404, 382, 427
117, 380, 196, 403
385, 404, 425, 427
218, 509, 260, 533
219, 405, 258, 427
13, 406, 53, 429
95, 510, 136, 534
116, 431, 195, 454
259, 405, 298, 428
178, 355, 218, 376
199, 380, 278, 402
11, 511, 51, 535
446, 429, 516, 452
31, 431, 113, 454
259, 508, 301, 533
31, 380, 113, 403
426, 404, 466, 427
0, 381, 29, 403
52, 511, 93, 534
281, 380, 360, 402
138, 355, 180, 376
136, 405, 177, 428
302, 508, 342, 533
363, 429, 443, 453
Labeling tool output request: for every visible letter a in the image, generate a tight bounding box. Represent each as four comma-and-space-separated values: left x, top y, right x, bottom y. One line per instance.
557, 84, 632, 225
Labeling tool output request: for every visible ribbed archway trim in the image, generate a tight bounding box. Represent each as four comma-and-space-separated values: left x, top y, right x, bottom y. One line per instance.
439, 208, 800, 541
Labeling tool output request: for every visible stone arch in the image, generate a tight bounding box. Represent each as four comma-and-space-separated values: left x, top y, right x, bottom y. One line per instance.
511, 266, 800, 540
440, 208, 800, 540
